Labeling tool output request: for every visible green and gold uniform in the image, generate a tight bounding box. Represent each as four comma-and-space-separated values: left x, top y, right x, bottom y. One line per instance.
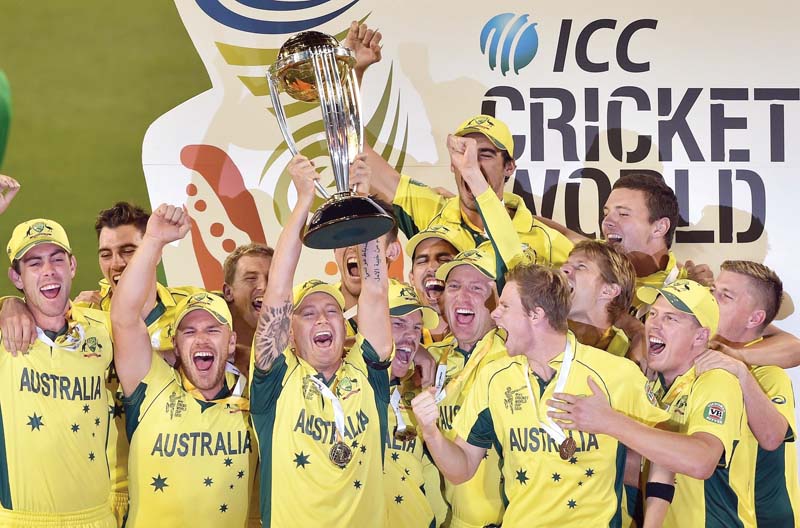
646, 367, 749, 527
0, 305, 115, 527
393, 174, 572, 267
454, 332, 668, 526
750, 364, 800, 526
386, 379, 435, 528
251, 334, 390, 527
429, 329, 508, 528
726, 340, 800, 528
76, 280, 202, 526
631, 253, 687, 318
123, 352, 255, 527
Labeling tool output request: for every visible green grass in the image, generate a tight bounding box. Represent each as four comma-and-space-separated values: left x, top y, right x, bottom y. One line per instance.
0, 1, 210, 295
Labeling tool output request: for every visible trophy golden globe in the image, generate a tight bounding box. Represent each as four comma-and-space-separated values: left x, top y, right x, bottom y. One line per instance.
267, 31, 395, 249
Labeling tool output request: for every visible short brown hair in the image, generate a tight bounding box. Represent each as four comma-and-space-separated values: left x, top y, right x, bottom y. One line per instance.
95, 202, 149, 238
223, 243, 274, 285
571, 240, 636, 320
613, 173, 679, 248
721, 260, 783, 329
505, 264, 570, 332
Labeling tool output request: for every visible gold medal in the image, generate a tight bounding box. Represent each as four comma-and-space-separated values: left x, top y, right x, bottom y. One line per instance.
394, 426, 417, 442
329, 441, 353, 468
559, 437, 577, 460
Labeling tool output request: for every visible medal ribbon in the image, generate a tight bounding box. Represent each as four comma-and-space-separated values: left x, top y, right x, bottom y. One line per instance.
309, 375, 347, 443
435, 333, 495, 404
390, 387, 409, 431
181, 362, 250, 411
523, 336, 574, 445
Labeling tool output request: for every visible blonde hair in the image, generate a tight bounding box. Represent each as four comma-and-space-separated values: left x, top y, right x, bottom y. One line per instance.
571, 240, 636, 320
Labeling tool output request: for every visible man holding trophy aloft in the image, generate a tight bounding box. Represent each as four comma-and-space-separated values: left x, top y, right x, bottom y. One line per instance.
250, 30, 395, 526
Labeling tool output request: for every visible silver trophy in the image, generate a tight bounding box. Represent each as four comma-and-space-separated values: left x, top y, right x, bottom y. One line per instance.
267, 31, 395, 249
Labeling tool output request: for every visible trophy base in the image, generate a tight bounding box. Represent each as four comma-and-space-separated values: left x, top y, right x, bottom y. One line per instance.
303, 193, 395, 250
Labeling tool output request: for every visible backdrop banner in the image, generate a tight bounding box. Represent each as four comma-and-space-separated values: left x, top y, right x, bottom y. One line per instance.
144, 0, 800, 408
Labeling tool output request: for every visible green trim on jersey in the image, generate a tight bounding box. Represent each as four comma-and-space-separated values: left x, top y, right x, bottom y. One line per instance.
143, 299, 166, 327
465, 408, 495, 449
610, 443, 626, 528
252, 355, 288, 528
393, 204, 420, 239
755, 440, 795, 527
0, 403, 10, 509
703, 458, 744, 528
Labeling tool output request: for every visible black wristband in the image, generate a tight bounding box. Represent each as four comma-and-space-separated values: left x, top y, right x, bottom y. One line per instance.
646, 482, 675, 503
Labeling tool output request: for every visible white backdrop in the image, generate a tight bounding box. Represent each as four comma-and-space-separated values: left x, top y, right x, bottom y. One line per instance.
143, 0, 800, 438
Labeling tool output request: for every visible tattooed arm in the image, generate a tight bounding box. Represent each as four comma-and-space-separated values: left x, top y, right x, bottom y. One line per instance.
253, 155, 317, 371
356, 235, 392, 361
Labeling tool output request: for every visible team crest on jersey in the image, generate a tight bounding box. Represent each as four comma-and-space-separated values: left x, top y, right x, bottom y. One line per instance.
81, 336, 103, 358
302, 375, 321, 400
672, 395, 688, 416
503, 385, 528, 413
165, 390, 187, 419
336, 376, 361, 400
703, 401, 726, 424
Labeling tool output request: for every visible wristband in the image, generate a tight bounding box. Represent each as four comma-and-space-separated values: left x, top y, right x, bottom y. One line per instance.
646, 482, 675, 503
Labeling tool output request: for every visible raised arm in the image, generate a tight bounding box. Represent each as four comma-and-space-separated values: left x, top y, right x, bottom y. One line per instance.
643, 462, 675, 528
447, 134, 522, 290
253, 155, 317, 371
356, 235, 392, 361
0, 174, 20, 215
110, 204, 190, 397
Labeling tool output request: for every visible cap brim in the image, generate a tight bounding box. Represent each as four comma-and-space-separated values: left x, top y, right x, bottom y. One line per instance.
13, 240, 71, 262
390, 304, 440, 329
637, 285, 696, 316
435, 260, 495, 282
454, 127, 509, 152
176, 306, 231, 330
295, 287, 346, 311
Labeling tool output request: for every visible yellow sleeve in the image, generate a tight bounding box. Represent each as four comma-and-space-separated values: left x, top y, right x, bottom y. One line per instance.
475, 189, 523, 286
686, 369, 745, 467
609, 358, 671, 426
392, 174, 447, 238
536, 220, 573, 267
752, 365, 797, 440
452, 360, 496, 448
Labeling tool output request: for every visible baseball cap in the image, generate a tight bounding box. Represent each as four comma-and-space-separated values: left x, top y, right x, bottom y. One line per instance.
435, 248, 496, 282
7, 219, 72, 263
293, 279, 346, 310
454, 114, 514, 158
637, 279, 719, 335
174, 292, 233, 331
388, 279, 439, 329
405, 224, 465, 260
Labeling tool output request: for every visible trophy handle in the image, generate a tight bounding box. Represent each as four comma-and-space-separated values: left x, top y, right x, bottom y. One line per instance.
267, 71, 331, 199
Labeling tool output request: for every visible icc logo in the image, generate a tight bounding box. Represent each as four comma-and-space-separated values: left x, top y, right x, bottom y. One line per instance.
480, 13, 539, 76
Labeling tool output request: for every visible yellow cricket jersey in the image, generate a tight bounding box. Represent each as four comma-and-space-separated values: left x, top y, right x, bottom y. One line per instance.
570, 323, 638, 528
741, 365, 800, 526
393, 174, 573, 267
80, 280, 203, 526
646, 367, 748, 527
453, 332, 668, 526
250, 334, 390, 527
123, 353, 256, 527
631, 252, 687, 317
428, 329, 508, 528
385, 380, 435, 528
0, 305, 114, 516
